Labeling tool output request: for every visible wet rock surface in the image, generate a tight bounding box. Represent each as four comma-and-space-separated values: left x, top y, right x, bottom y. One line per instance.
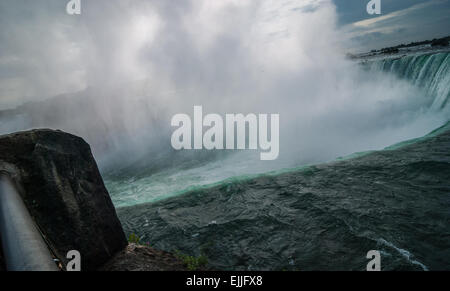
0, 129, 127, 270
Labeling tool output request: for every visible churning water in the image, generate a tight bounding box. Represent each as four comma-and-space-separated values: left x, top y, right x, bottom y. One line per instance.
112, 50, 450, 270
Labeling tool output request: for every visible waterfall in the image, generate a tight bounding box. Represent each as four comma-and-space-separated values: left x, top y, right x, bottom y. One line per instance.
367, 52, 450, 112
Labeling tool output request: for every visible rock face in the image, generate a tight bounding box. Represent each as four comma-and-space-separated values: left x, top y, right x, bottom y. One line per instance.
0, 129, 127, 270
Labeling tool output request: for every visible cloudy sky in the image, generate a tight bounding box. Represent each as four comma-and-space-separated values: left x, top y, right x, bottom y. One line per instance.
336, 0, 450, 51
0, 0, 449, 108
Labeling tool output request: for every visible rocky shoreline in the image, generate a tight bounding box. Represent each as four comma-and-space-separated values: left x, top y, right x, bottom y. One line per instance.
0, 129, 186, 271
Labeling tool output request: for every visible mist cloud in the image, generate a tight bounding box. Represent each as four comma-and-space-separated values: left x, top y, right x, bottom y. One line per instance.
0, 0, 446, 172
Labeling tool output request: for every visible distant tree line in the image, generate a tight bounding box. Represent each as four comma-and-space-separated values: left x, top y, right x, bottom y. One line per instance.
374, 35, 450, 54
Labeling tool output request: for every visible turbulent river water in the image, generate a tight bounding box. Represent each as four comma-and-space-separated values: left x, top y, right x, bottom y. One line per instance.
108, 50, 450, 270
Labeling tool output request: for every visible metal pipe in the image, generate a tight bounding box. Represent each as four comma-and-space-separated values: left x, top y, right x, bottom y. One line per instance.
0, 174, 58, 271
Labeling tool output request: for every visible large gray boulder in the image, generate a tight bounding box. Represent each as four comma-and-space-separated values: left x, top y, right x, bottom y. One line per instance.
0, 129, 127, 270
